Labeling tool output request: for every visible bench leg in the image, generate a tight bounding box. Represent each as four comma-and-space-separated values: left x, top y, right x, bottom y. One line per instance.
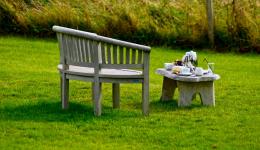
160, 77, 177, 101
61, 74, 69, 109
177, 81, 195, 107
112, 83, 120, 108
142, 81, 149, 116
199, 81, 215, 106
93, 82, 102, 116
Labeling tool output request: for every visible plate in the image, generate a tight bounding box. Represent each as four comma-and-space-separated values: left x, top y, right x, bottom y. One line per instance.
178, 73, 192, 76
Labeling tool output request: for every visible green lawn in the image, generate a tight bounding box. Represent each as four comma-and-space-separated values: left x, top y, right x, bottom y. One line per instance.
0, 36, 259, 149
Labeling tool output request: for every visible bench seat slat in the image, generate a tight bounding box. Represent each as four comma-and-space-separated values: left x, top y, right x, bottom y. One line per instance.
58, 65, 143, 77
100, 64, 143, 69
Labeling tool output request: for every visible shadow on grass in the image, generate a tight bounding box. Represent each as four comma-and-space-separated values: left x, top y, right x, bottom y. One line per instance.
0, 98, 207, 122
149, 98, 208, 112
0, 100, 141, 122
150, 99, 179, 112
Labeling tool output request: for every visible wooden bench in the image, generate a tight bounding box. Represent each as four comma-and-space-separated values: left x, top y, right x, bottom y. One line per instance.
53, 26, 151, 116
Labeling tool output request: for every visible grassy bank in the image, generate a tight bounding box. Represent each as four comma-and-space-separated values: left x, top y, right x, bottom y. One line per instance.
0, 36, 260, 149
0, 0, 260, 52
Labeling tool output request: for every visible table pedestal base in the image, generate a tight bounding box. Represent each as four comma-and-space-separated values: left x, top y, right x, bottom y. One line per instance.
160, 77, 215, 107
177, 81, 215, 107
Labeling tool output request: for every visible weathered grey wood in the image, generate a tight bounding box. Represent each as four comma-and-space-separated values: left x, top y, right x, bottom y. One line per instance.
101, 43, 106, 64
61, 73, 69, 109
53, 26, 98, 40
112, 83, 120, 108
99, 74, 143, 79
142, 52, 150, 116
53, 25, 151, 116
90, 40, 95, 63
70, 36, 76, 63
67, 61, 95, 67
98, 35, 151, 51
53, 26, 151, 51
93, 40, 102, 116
73, 38, 79, 62
100, 78, 143, 83
57, 33, 64, 64
66, 74, 94, 82
160, 76, 177, 101
58, 65, 143, 77
66, 36, 73, 62
93, 82, 102, 116
100, 64, 143, 69
113, 45, 118, 64
80, 38, 86, 62
84, 39, 90, 62
78, 38, 84, 62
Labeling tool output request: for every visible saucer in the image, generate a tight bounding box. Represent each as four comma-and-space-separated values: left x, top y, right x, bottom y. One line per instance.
178, 72, 192, 76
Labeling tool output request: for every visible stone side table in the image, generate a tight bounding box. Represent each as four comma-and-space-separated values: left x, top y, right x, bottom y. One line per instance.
156, 68, 220, 107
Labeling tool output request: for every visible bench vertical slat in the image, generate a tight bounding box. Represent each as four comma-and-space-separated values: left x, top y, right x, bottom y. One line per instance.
67, 35, 73, 63
131, 49, 136, 64
82, 39, 89, 63
71, 36, 76, 63
119, 46, 124, 64
138, 50, 143, 64
113, 45, 118, 64
73, 37, 79, 63
101, 43, 106, 64
69, 36, 75, 62
87, 40, 91, 63
62, 35, 68, 63
80, 38, 86, 63
78, 38, 83, 63
107, 44, 111, 64
142, 52, 150, 115
87, 39, 91, 63
125, 47, 130, 64
57, 33, 64, 64
90, 40, 95, 63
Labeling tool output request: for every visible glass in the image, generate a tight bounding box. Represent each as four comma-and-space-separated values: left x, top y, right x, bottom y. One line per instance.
208, 63, 215, 73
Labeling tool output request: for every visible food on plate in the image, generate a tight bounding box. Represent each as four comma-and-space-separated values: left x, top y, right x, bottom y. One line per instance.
172, 66, 181, 74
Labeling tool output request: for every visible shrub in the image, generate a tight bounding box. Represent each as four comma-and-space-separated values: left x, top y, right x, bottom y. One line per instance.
0, 0, 259, 52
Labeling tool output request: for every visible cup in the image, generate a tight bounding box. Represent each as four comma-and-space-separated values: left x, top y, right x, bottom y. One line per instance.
180, 67, 190, 74
195, 67, 203, 76
164, 63, 173, 70
208, 63, 215, 73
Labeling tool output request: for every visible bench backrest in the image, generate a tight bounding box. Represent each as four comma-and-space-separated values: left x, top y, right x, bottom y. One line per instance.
53, 26, 151, 72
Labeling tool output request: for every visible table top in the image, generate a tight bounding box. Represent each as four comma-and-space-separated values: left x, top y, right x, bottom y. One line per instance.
156, 68, 220, 82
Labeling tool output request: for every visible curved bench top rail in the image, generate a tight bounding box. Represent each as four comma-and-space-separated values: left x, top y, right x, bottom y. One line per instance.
53, 25, 151, 52
98, 35, 151, 52
53, 26, 98, 40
